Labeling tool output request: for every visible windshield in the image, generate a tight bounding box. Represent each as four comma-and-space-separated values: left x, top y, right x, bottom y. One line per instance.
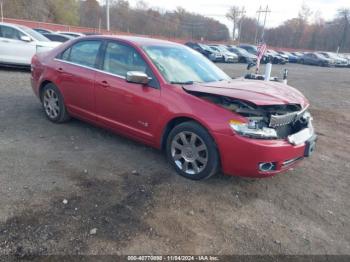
215, 45, 229, 53
209, 46, 220, 53
316, 53, 327, 59
198, 43, 212, 52
142, 45, 231, 84
235, 47, 251, 56
19, 26, 50, 42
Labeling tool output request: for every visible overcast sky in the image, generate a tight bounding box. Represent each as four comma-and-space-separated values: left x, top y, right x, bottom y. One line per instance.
120, 0, 349, 29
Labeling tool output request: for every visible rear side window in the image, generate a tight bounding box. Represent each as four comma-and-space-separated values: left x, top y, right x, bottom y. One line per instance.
60, 40, 101, 68
103, 42, 147, 77
61, 48, 71, 61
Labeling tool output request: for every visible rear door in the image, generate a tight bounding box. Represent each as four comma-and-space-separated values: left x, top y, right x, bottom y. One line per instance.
0, 25, 36, 65
55, 40, 102, 121
94, 41, 161, 143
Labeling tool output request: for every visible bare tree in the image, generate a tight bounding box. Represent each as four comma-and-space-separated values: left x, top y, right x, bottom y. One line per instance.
226, 6, 240, 40
337, 8, 350, 51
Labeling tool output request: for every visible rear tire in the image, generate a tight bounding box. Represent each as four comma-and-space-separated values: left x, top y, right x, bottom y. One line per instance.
166, 121, 220, 180
41, 83, 70, 123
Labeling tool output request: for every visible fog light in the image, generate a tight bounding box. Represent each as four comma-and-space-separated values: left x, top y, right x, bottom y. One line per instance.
259, 162, 276, 172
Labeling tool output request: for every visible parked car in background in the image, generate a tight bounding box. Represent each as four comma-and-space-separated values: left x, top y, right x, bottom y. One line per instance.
0, 22, 60, 66
42, 33, 74, 43
266, 49, 288, 64
238, 44, 258, 55
226, 45, 257, 63
291, 51, 304, 61
238, 44, 270, 63
33, 28, 53, 34
31, 35, 316, 180
291, 51, 304, 58
278, 51, 300, 63
318, 52, 348, 67
56, 31, 85, 38
208, 45, 238, 63
300, 52, 334, 67
339, 54, 350, 67
185, 42, 222, 62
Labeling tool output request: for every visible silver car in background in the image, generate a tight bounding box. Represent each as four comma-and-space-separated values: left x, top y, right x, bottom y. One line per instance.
0, 22, 61, 67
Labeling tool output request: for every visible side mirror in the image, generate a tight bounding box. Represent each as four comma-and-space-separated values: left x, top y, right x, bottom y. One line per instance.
20, 35, 32, 42
126, 71, 151, 85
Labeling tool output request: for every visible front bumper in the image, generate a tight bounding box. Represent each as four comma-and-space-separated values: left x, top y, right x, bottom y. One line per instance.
214, 129, 316, 178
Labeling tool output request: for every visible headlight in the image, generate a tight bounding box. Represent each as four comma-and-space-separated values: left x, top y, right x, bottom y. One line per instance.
229, 120, 278, 139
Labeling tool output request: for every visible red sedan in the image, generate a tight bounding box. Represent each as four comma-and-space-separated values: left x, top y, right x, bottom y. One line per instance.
31, 36, 316, 180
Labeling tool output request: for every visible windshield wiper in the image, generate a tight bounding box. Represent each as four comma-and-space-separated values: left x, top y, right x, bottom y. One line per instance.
170, 81, 194, 85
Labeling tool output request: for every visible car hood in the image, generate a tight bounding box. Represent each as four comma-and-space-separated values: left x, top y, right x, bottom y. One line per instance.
183, 79, 308, 107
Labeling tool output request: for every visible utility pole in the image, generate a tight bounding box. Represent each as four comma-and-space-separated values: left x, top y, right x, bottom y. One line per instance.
261, 5, 271, 41
254, 6, 262, 44
0, 0, 4, 23
238, 7, 246, 44
106, 0, 110, 31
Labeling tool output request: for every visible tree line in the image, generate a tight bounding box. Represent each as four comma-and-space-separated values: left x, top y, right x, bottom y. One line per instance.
1, 0, 349, 52
227, 4, 350, 52
1, 0, 229, 41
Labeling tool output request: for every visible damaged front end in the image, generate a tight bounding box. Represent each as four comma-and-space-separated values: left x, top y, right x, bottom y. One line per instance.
192, 92, 314, 145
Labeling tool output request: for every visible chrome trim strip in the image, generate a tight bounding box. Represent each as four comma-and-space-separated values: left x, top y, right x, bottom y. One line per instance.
282, 157, 303, 167
54, 58, 126, 80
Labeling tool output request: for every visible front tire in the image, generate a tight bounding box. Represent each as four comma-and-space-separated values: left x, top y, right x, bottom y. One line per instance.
166, 121, 220, 180
41, 83, 70, 123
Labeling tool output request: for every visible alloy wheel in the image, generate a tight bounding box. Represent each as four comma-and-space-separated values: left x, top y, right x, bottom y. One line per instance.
43, 88, 60, 119
170, 131, 208, 175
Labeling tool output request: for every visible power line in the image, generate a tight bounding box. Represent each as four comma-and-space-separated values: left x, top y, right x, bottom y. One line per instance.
238, 7, 246, 44
254, 6, 262, 44
260, 5, 271, 42
0, 0, 3, 23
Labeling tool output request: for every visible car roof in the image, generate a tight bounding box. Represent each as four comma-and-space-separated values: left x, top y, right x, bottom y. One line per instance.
83, 35, 185, 47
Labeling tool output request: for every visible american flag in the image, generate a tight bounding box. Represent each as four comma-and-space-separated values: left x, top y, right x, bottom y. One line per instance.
256, 42, 267, 72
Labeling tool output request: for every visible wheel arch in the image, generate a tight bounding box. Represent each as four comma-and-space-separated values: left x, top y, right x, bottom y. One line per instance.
38, 80, 54, 101
160, 116, 217, 152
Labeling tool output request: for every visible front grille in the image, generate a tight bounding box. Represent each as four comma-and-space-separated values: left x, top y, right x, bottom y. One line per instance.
269, 105, 309, 128
269, 112, 298, 128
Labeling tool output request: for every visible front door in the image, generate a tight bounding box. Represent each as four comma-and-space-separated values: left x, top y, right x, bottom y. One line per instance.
94, 41, 161, 143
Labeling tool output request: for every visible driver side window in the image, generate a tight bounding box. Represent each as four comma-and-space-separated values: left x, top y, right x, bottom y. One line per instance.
103, 42, 147, 77
102, 41, 159, 88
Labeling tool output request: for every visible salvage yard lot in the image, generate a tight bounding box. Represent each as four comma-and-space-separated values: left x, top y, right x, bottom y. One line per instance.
0, 63, 349, 255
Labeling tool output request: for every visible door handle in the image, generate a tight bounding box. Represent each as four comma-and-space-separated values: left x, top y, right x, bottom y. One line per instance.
57, 67, 64, 73
100, 80, 110, 88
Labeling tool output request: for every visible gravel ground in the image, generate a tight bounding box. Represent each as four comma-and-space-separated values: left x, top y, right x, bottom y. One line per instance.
0, 63, 349, 256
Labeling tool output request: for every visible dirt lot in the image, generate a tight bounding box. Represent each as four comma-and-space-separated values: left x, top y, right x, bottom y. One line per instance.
0, 63, 349, 256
